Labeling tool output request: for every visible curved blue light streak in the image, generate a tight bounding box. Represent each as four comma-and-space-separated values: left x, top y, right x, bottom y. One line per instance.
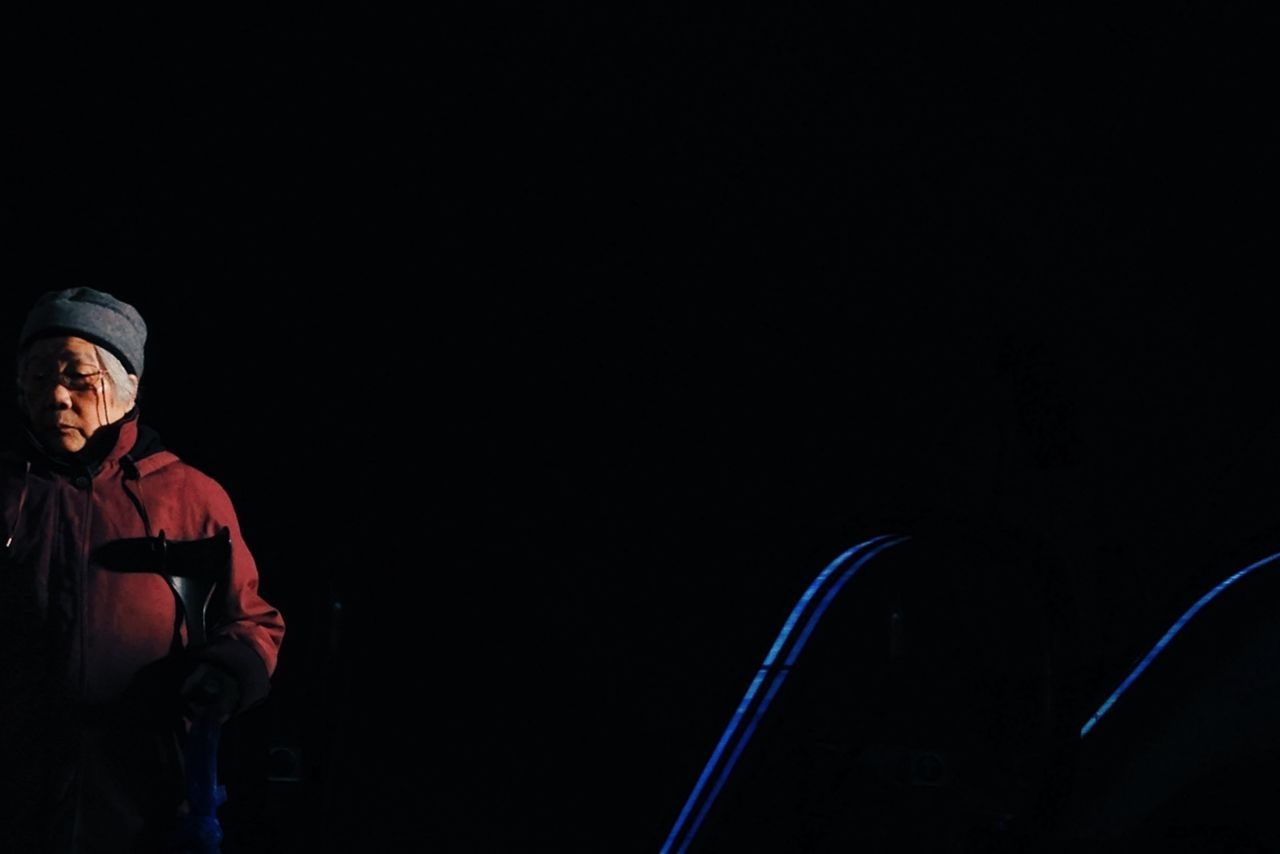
764, 535, 895, 667
660, 534, 908, 854
659, 539, 878, 854
677, 670, 791, 854
1079, 549, 1280, 738
785, 536, 910, 667
660, 668, 769, 854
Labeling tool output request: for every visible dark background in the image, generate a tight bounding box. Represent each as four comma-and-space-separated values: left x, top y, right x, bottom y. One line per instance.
2, 8, 1277, 851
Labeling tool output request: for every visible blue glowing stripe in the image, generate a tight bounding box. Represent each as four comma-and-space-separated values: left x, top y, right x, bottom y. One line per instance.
764, 535, 896, 667
785, 536, 910, 667
676, 670, 791, 854
659, 539, 873, 854
660, 534, 908, 854
659, 668, 769, 854
660, 537, 882, 854
1079, 550, 1280, 738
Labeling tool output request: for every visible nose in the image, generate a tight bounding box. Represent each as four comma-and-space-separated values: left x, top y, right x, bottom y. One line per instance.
45, 381, 73, 410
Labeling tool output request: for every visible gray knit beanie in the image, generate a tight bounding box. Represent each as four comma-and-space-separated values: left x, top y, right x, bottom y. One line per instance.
19, 288, 148, 378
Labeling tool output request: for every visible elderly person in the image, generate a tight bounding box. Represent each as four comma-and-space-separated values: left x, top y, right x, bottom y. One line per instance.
0, 288, 285, 852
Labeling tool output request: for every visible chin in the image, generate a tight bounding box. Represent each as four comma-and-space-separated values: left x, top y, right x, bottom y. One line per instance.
45, 432, 86, 455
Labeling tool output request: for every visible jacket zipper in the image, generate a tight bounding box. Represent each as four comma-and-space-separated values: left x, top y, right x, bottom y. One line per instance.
71, 467, 94, 848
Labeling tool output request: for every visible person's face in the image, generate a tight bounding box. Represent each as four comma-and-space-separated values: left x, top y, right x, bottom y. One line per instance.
18, 336, 132, 456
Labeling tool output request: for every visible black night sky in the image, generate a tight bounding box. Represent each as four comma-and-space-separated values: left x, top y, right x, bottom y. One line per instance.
4, 9, 1278, 852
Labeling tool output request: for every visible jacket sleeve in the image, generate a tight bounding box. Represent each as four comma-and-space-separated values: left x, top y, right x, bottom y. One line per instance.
188, 477, 286, 714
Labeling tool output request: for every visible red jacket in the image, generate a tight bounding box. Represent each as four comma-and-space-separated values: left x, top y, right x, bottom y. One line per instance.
0, 412, 285, 850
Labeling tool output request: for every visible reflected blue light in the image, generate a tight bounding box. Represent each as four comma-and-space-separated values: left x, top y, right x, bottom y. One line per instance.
765, 535, 895, 667
660, 534, 908, 854
1079, 550, 1280, 738
660, 668, 768, 854
786, 537, 910, 667
678, 670, 790, 854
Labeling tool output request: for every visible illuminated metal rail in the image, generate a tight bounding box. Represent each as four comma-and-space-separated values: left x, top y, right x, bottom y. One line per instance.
660, 534, 909, 854
1080, 550, 1280, 738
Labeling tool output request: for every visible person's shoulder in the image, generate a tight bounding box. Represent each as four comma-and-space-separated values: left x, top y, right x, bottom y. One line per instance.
138, 453, 241, 518
143, 452, 221, 485
134, 448, 185, 480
